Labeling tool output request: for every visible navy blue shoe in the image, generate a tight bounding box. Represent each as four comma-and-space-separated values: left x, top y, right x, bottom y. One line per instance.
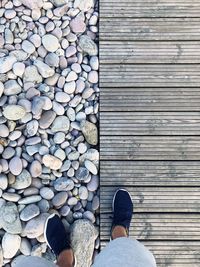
111, 189, 133, 238
44, 214, 71, 257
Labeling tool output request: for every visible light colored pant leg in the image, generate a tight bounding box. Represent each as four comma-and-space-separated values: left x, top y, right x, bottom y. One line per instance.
14, 256, 57, 267
92, 237, 157, 267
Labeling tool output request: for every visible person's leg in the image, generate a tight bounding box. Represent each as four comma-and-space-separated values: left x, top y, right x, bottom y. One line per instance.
44, 214, 75, 267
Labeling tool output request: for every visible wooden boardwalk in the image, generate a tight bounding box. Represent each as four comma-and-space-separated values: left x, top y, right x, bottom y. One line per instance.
99, 1, 200, 266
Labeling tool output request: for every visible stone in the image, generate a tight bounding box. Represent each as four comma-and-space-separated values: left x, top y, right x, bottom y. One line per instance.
23, 66, 42, 84
42, 34, 60, 52
1, 202, 22, 234
84, 160, 98, 175
40, 187, 54, 200
45, 53, 59, 67
22, 40, 35, 54
66, 71, 78, 82
34, 60, 55, 78
20, 204, 40, 221
13, 62, 25, 77
55, 92, 70, 103
79, 35, 98, 56
11, 169, 32, 190
0, 124, 9, 137
87, 175, 99, 192
0, 174, 8, 190
2, 233, 21, 259
26, 120, 39, 137
70, 16, 86, 33
54, 177, 74, 191
20, 238, 31, 256
83, 210, 95, 223
66, 46, 76, 57
2, 192, 21, 202
0, 81, 4, 97
79, 186, 88, 200
4, 80, 22, 96
0, 56, 17, 74
70, 220, 98, 267
9, 156, 23, 176
67, 197, 78, 206
88, 70, 98, 84
75, 167, 89, 182
50, 0, 68, 7
3, 105, 26, 121
29, 160, 42, 177
80, 120, 98, 145
92, 195, 99, 210
52, 192, 68, 207
64, 81, 76, 94
51, 116, 70, 133
5, 9, 16, 19
18, 195, 42, 205
19, 0, 44, 9
39, 111, 56, 129
42, 154, 62, 170
23, 213, 49, 238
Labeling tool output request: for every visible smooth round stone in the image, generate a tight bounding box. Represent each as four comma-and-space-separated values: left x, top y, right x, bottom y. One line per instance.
26, 120, 39, 137
37, 199, 50, 213
71, 63, 82, 73
80, 120, 98, 145
54, 148, 66, 160
66, 46, 76, 57
2, 233, 21, 259
53, 101, 65, 115
88, 71, 98, 84
39, 146, 49, 156
54, 177, 74, 191
22, 40, 35, 54
23, 187, 39, 197
90, 56, 99, 70
55, 92, 70, 103
66, 71, 78, 82
70, 17, 86, 33
0, 174, 8, 190
60, 205, 70, 217
79, 186, 88, 200
4, 80, 22, 96
42, 154, 62, 170
45, 53, 59, 67
51, 116, 70, 133
12, 62, 25, 77
9, 130, 22, 141
74, 0, 94, 11
11, 169, 32, 190
23, 65, 42, 84
30, 34, 41, 48
64, 81, 76, 94
20, 238, 31, 256
24, 213, 49, 239
52, 192, 68, 207
39, 111, 56, 129
18, 195, 42, 205
40, 96, 52, 110
60, 160, 71, 172
78, 143, 87, 154
20, 204, 40, 222
9, 156, 22, 176
2, 192, 21, 202
79, 35, 98, 56
68, 151, 80, 161
4, 9, 17, 19
40, 187, 54, 200
75, 167, 89, 181
0, 124, 9, 137
67, 197, 78, 206
84, 160, 98, 175
3, 105, 26, 121
0, 81, 4, 97
42, 34, 60, 52
53, 132, 65, 144
76, 112, 86, 121
82, 88, 94, 99
34, 60, 55, 78
67, 107, 75, 121
87, 175, 99, 192
2, 146, 15, 159
29, 160, 42, 178
92, 195, 99, 210
83, 210, 95, 223
0, 56, 17, 74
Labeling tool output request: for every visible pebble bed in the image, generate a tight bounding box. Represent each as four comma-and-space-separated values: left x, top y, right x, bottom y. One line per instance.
0, 0, 99, 265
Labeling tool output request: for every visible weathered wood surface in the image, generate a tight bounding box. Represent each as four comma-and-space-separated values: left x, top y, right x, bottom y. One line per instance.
100, 112, 200, 135
100, 41, 200, 64
101, 241, 200, 266
101, 161, 200, 186
101, 88, 200, 111
100, 136, 200, 160
100, 18, 200, 41
101, 0, 200, 18
100, 213, 200, 240
100, 64, 200, 87
100, 187, 200, 213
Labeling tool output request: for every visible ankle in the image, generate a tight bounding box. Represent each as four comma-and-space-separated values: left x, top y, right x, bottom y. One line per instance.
57, 249, 74, 267
111, 225, 128, 240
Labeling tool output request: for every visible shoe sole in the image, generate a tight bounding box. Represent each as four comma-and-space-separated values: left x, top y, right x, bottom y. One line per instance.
112, 188, 132, 212
44, 213, 77, 267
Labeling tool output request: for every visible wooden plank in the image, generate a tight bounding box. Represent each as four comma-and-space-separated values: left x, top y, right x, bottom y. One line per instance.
100, 241, 200, 266
100, 112, 200, 135
100, 41, 200, 64
100, 136, 200, 160
100, 88, 200, 111
100, 187, 200, 213
100, 64, 200, 87
100, 18, 200, 41
100, 213, 200, 240
101, 161, 200, 186
100, 0, 200, 18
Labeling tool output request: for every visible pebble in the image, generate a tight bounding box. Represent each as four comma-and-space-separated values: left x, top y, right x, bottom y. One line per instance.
39, 111, 56, 129
40, 187, 54, 200
52, 192, 68, 207
34, 60, 55, 78
42, 34, 60, 52
24, 213, 49, 239
79, 35, 98, 56
54, 177, 74, 191
4, 80, 22, 96
0, 56, 17, 74
70, 16, 86, 33
13, 62, 25, 77
68, 197, 78, 206
0, 124, 9, 137
29, 160, 42, 177
51, 116, 70, 133
2, 233, 21, 259
84, 160, 98, 175
0, 174, 8, 190
11, 169, 32, 190
55, 92, 70, 103
20, 238, 32, 256
92, 195, 100, 211
80, 120, 98, 145
20, 204, 40, 221
74, 0, 94, 11
9, 156, 23, 176
3, 105, 26, 121
42, 154, 62, 170
75, 167, 89, 182
22, 40, 35, 54
87, 175, 99, 192
83, 210, 95, 223
79, 186, 88, 200
26, 120, 39, 137
18, 196, 42, 205
64, 81, 76, 94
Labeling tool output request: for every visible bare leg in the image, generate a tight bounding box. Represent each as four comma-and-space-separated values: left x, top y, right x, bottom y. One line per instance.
57, 249, 74, 267
111, 225, 128, 240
